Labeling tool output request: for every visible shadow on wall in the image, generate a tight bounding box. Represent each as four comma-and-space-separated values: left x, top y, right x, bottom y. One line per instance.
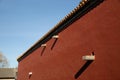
41, 46, 46, 56
29, 75, 32, 79
74, 60, 93, 79
51, 38, 58, 50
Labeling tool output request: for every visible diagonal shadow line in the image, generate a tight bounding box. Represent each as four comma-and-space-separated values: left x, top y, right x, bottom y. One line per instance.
51, 39, 58, 50
41, 47, 46, 56
74, 60, 93, 79
29, 75, 32, 79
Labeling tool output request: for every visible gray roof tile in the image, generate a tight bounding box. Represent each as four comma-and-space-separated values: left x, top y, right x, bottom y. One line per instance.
0, 68, 17, 79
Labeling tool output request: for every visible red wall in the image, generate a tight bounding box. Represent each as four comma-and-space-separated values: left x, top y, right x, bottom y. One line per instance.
17, 0, 120, 80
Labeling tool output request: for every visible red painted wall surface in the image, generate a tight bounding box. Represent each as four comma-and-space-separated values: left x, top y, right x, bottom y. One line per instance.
17, 0, 120, 80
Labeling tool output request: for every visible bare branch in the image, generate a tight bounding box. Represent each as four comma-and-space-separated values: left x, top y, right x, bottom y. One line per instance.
0, 52, 9, 68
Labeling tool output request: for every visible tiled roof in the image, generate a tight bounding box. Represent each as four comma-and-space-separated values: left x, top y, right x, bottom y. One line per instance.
0, 68, 17, 79
17, 0, 104, 62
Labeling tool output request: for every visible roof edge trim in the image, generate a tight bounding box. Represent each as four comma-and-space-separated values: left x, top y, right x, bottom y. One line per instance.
17, 0, 104, 62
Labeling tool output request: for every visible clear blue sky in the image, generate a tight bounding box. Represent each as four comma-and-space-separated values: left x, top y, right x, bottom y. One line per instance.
0, 0, 81, 68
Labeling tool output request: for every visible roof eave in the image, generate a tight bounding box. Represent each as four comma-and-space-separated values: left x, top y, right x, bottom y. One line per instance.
17, 0, 104, 62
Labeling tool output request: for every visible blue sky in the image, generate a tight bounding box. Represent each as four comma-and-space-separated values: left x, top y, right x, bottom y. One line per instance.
0, 0, 80, 68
